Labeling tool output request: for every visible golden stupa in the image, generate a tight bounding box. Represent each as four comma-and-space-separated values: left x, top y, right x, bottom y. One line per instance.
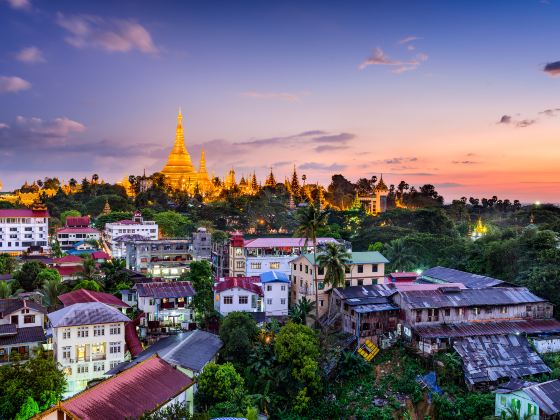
161, 109, 212, 194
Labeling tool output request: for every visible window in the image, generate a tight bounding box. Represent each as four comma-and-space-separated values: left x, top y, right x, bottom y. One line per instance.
94, 325, 105, 336
416, 310, 422, 322
270, 262, 280, 269
23, 315, 35, 324
427, 308, 439, 322
472, 307, 481, 316
63, 328, 71, 339
345, 266, 350, 273
266, 285, 272, 291
239, 296, 248, 305
266, 298, 272, 305
236, 261, 245, 269
305, 266, 308, 274
110, 360, 120, 369
293, 264, 297, 271
77, 326, 89, 338
93, 362, 105, 372
109, 342, 121, 354
223, 296, 233, 304
357, 279, 363, 286
320, 299, 324, 307
528, 404, 537, 416
280, 298, 286, 305
281, 285, 286, 291
444, 308, 450, 317
371, 264, 378, 272
500, 306, 508, 314
77, 365, 89, 374
250, 262, 261, 269
526, 305, 532, 312
456, 308, 465, 317
318, 267, 324, 275
299, 264, 302, 271
357, 265, 364, 273
62, 346, 71, 359
109, 324, 121, 335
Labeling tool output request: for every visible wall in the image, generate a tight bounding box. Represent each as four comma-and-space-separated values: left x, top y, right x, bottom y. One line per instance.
533, 337, 560, 354
494, 390, 538, 420
263, 282, 289, 316
215, 287, 260, 315
0, 308, 44, 328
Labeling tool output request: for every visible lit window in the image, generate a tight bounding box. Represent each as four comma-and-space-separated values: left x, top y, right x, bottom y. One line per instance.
250, 262, 262, 269
270, 262, 280, 269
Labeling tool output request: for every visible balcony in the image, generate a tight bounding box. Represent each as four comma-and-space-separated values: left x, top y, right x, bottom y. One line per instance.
91, 353, 106, 361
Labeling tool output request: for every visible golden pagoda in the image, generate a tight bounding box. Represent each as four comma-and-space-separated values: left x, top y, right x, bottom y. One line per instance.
101, 199, 111, 215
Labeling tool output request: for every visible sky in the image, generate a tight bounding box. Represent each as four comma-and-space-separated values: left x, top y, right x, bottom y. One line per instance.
0, 0, 559, 203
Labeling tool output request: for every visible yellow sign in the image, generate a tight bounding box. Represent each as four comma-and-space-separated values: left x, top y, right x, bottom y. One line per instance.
357, 339, 379, 362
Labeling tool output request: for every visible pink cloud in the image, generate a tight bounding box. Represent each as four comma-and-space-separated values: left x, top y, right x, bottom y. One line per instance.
0, 76, 31, 94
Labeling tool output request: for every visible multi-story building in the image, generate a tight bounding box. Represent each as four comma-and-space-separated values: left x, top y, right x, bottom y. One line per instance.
192, 227, 212, 260
56, 216, 101, 250
211, 239, 230, 278
0, 298, 46, 364
125, 239, 194, 279
290, 251, 389, 318
48, 302, 131, 396
0, 207, 49, 255
104, 211, 158, 258
228, 233, 340, 278
134, 282, 196, 332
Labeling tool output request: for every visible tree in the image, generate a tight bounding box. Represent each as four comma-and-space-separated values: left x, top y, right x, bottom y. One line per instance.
185, 261, 214, 322
36, 268, 61, 287
219, 312, 258, 366
316, 242, 351, 318
100, 258, 128, 292
140, 402, 192, 419
60, 209, 81, 225
0, 349, 66, 419
15, 396, 40, 420
94, 211, 133, 230
195, 362, 247, 412
0, 253, 16, 274
79, 256, 98, 281
153, 211, 194, 237
289, 297, 316, 325
384, 238, 418, 272
295, 205, 328, 325
0, 281, 11, 298
14, 261, 45, 291
73, 279, 102, 292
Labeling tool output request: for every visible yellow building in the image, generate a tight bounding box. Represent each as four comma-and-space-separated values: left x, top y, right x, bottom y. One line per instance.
161, 110, 212, 194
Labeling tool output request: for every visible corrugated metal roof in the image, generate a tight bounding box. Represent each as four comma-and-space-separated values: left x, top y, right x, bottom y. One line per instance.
400, 287, 546, 309
48, 302, 131, 327
414, 319, 560, 339
421, 266, 505, 288
134, 281, 195, 298
0, 326, 45, 346
523, 380, 560, 416
59, 289, 130, 309
333, 285, 399, 313
0, 298, 46, 316
260, 271, 290, 283
243, 237, 338, 248
453, 335, 550, 385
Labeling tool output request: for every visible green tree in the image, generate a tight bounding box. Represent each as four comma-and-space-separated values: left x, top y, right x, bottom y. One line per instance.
368, 242, 384, 252
73, 279, 102, 292
289, 297, 316, 325
295, 204, 328, 325
0, 253, 17, 274
60, 209, 81, 225
219, 312, 258, 366
36, 268, 61, 287
15, 396, 40, 420
195, 362, 247, 412
153, 211, 194, 237
94, 211, 133, 230
140, 402, 193, 419
100, 258, 128, 292
384, 238, 418, 272
316, 242, 351, 319
79, 256, 99, 281
185, 261, 214, 322
14, 261, 45, 291
0, 350, 66, 418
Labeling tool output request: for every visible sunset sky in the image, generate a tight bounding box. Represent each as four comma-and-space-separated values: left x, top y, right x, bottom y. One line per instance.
1, 0, 559, 202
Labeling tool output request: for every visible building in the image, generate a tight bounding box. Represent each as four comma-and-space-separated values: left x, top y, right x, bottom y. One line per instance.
48, 302, 131, 396
134, 282, 196, 333
211, 237, 230, 278
37, 355, 195, 419
290, 251, 389, 318
214, 271, 290, 318
394, 286, 556, 353
418, 266, 508, 288
50, 255, 84, 282
0, 298, 46, 364
495, 379, 560, 420
454, 335, 550, 391
357, 175, 389, 214
192, 227, 212, 260
161, 110, 213, 194
0, 206, 49, 255
107, 330, 222, 379
58, 289, 130, 313
104, 211, 158, 258
56, 216, 101, 250
125, 238, 194, 279
330, 285, 400, 347
387, 272, 418, 283
228, 233, 340, 278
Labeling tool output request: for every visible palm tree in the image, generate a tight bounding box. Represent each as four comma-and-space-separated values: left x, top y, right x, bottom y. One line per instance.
295, 204, 328, 325
316, 242, 351, 320
289, 297, 316, 325
43, 278, 63, 311
384, 238, 418, 272
0, 282, 11, 298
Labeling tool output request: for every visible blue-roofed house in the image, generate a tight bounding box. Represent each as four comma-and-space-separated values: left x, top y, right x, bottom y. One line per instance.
260, 271, 290, 316
290, 251, 389, 319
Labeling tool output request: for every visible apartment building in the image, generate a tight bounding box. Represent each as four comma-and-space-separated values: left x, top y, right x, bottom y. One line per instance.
0, 207, 49, 255
125, 239, 194, 279
104, 211, 158, 258
56, 216, 101, 250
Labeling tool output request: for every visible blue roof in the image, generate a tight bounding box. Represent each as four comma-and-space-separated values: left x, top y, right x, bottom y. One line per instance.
260, 271, 290, 283
66, 249, 96, 256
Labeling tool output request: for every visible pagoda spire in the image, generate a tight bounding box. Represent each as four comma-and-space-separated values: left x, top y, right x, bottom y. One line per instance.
199, 147, 207, 174
265, 167, 276, 187
161, 109, 195, 189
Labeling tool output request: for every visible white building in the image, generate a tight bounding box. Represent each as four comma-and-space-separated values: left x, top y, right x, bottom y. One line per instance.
0, 208, 49, 255
48, 302, 131, 396
228, 233, 341, 278
56, 216, 101, 250
104, 211, 158, 258
214, 271, 290, 317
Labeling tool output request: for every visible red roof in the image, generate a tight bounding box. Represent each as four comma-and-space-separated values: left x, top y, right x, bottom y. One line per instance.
56, 227, 100, 234
66, 216, 90, 227
125, 321, 143, 357
134, 281, 195, 298
54, 266, 82, 277
58, 289, 130, 309
214, 276, 263, 296
92, 251, 110, 260
0, 209, 49, 217
61, 356, 193, 420
53, 255, 83, 264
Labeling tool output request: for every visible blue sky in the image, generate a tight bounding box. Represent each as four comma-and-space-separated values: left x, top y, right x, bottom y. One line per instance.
0, 0, 559, 201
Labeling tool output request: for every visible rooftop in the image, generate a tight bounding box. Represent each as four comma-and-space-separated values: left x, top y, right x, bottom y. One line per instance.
0, 209, 49, 218
453, 334, 550, 385
134, 281, 195, 298
48, 302, 130, 328
108, 330, 222, 375
301, 250, 389, 265
65, 216, 91, 227
0, 298, 46, 317
56, 227, 100, 234
420, 266, 505, 289
333, 284, 399, 313
215, 277, 262, 296
524, 379, 560, 416
52, 255, 83, 264
243, 237, 338, 248
58, 289, 130, 309
0, 326, 45, 346
260, 271, 290, 283
399, 287, 546, 309
60, 355, 193, 420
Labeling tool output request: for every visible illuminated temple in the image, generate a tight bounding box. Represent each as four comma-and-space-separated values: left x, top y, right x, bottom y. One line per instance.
161, 110, 213, 194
